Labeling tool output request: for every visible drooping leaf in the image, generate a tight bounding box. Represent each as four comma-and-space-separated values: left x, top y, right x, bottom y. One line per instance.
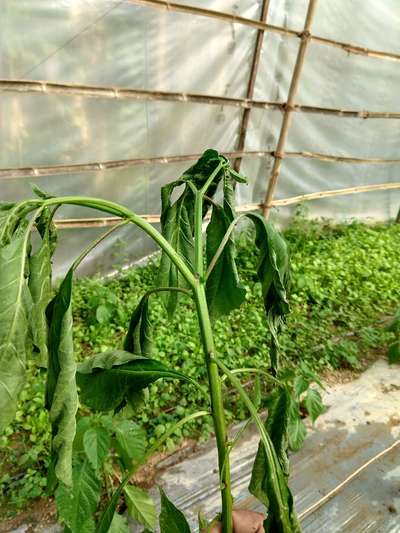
303, 388, 324, 423
83, 426, 111, 473
287, 398, 307, 451
249, 388, 301, 533
124, 485, 157, 530
108, 513, 129, 533
55, 459, 101, 533
205, 204, 246, 317
28, 208, 57, 367
124, 295, 152, 356
158, 150, 226, 315
46, 268, 78, 488
159, 487, 191, 533
76, 350, 191, 412
388, 341, 400, 364
0, 224, 32, 434
246, 213, 290, 373
113, 419, 146, 468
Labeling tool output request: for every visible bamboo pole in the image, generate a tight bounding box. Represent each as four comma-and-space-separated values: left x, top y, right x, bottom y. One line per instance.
0, 150, 273, 180
53, 203, 261, 229
52, 182, 400, 228
270, 182, 400, 207
2, 80, 400, 121
262, 0, 318, 218
3, 150, 400, 181
234, 0, 270, 172
129, 0, 400, 64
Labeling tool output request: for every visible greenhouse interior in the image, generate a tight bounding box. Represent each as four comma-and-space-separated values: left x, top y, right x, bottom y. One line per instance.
1, 1, 400, 532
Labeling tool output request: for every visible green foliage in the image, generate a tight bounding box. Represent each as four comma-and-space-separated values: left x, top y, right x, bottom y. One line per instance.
1, 153, 399, 531
76, 350, 192, 412
387, 309, 400, 364
124, 485, 157, 530
159, 487, 191, 533
2, 219, 398, 517
45, 268, 78, 489
55, 459, 101, 533
0, 223, 33, 433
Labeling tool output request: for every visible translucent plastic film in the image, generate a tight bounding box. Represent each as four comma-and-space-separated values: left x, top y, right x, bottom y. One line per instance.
1, 0, 399, 276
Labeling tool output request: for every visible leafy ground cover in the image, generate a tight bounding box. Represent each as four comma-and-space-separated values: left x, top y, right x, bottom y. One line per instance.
1, 215, 399, 518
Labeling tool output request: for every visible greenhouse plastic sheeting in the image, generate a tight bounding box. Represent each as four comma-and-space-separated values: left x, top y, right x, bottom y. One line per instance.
1, 0, 399, 276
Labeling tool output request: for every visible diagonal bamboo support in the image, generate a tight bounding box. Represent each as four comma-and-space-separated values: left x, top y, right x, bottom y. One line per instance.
262, 0, 318, 218
129, 0, 400, 64
234, 0, 270, 172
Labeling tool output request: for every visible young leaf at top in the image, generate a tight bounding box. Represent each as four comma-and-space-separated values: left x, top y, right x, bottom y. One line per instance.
205, 164, 248, 318
246, 213, 290, 374
55, 459, 101, 533
158, 149, 225, 315
46, 268, 78, 489
124, 485, 157, 530
159, 487, 191, 533
0, 221, 33, 434
28, 207, 57, 367
124, 295, 152, 356
76, 350, 192, 412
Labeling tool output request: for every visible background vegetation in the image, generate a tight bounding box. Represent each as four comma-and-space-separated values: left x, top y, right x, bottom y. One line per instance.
1, 214, 399, 518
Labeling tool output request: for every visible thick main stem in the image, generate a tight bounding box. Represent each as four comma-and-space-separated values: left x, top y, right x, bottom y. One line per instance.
194, 284, 233, 533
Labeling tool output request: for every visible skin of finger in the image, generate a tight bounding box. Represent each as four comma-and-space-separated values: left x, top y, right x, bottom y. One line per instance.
205, 510, 265, 533
232, 510, 265, 532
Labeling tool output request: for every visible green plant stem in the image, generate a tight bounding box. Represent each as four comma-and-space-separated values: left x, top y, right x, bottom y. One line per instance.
96, 410, 210, 533
39, 196, 196, 289
194, 284, 233, 533
213, 357, 293, 529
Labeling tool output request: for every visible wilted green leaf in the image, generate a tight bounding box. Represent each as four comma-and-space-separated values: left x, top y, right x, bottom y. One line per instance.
83, 426, 110, 472
205, 204, 246, 317
46, 268, 78, 488
55, 459, 101, 533
287, 399, 307, 451
124, 295, 152, 356
303, 388, 324, 423
28, 208, 57, 367
249, 388, 301, 533
0, 224, 32, 434
158, 150, 226, 315
124, 485, 157, 530
159, 487, 191, 533
246, 213, 290, 373
388, 342, 400, 364
76, 350, 191, 412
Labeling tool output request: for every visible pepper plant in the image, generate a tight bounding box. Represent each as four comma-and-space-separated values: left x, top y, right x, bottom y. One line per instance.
0, 150, 322, 532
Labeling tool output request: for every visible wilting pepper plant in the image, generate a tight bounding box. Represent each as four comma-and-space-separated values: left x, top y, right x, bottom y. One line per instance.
0, 150, 322, 532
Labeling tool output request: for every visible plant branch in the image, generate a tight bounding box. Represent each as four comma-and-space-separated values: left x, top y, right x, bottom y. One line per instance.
214, 357, 294, 528
72, 220, 129, 271
38, 196, 196, 289
205, 214, 246, 280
